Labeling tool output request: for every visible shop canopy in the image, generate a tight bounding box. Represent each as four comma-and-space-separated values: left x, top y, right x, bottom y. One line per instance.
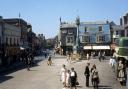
92, 46, 110, 50
83, 46, 92, 50
83, 46, 110, 50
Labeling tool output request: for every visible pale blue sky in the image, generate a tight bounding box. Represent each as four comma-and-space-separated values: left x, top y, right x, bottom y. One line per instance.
0, 0, 128, 38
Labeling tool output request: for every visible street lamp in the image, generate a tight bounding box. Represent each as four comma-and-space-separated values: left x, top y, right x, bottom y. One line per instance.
75, 16, 80, 53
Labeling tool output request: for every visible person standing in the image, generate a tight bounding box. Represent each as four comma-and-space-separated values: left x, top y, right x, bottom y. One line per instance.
86, 53, 89, 60
70, 67, 77, 89
92, 65, 99, 89
84, 63, 90, 87
66, 70, 71, 87
60, 64, 67, 88
126, 61, 128, 89
91, 64, 96, 85
118, 60, 125, 85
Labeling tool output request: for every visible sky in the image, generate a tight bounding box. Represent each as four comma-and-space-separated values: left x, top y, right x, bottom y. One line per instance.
0, 0, 128, 39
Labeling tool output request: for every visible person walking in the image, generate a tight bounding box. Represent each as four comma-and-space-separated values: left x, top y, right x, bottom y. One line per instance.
47, 56, 52, 66
84, 63, 90, 87
60, 64, 67, 88
70, 67, 77, 89
92, 65, 99, 89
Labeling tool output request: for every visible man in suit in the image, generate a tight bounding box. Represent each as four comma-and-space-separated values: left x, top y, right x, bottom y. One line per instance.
84, 63, 90, 87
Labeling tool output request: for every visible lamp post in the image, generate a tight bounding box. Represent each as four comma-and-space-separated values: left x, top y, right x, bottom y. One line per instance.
75, 16, 80, 54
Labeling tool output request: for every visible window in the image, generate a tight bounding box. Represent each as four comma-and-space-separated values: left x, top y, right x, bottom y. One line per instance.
123, 39, 128, 46
66, 36, 74, 43
98, 35, 105, 43
13, 38, 16, 45
121, 30, 125, 37
68, 29, 73, 34
84, 27, 87, 33
82, 36, 90, 43
61, 30, 67, 34
0, 37, 1, 45
6, 37, 8, 46
10, 38, 12, 46
99, 26, 103, 32
116, 31, 119, 35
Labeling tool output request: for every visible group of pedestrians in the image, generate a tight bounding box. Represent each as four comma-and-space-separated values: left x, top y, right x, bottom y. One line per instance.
84, 62, 100, 89
60, 64, 78, 89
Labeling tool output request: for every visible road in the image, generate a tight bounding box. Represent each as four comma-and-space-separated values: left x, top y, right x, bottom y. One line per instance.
0, 54, 125, 89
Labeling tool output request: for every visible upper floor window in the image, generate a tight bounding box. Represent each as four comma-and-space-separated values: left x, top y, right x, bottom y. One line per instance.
84, 27, 87, 33
68, 29, 73, 34
116, 31, 119, 35
66, 36, 74, 43
99, 26, 103, 32
61, 30, 67, 34
6, 37, 8, 46
82, 36, 90, 43
97, 35, 105, 43
10, 38, 12, 46
0, 37, 1, 45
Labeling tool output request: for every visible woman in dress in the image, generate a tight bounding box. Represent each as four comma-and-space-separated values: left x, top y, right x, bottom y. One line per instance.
60, 64, 67, 88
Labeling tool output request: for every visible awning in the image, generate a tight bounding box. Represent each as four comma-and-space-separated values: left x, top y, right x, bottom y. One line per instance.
83, 46, 92, 50
92, 46, 110, 50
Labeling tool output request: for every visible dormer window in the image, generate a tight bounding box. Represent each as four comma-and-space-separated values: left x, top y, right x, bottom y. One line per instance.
84, 27, 87, 33
99, 26, 103, 32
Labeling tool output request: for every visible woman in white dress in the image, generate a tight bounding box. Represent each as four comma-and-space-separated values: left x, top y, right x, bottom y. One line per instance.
66, 70, 71, 87
60, 64, 67, 88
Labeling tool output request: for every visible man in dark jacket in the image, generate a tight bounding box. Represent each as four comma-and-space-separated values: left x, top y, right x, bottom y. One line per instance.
84, 63, 90, 87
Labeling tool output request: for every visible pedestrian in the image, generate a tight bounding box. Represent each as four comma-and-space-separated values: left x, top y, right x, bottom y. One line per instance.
91, 64, 96, 85
98, 51, 101, 62
47, 56, 52, 66
26, 53, 30, 71
70, 67, 77, 89
126, 61, 128, 89
84, 62, 90, 87
118, 60, 125, 85
86, 53, 89, 60
60, 64, 67, 88
92, 65, 99, 89
66, 70, 71, 87
44, 52, 47, 58
102, 51, 105, 60
67, 53, 71, 63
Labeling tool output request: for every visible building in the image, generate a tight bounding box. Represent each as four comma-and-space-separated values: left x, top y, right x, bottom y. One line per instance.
58, 18, 111, 55
0, 18, 21, 65
59, 22, 77, 55
4, 18, 28, 49
79, 21, 111, 55
121, 13, 128, 37
0, 16, 3, 66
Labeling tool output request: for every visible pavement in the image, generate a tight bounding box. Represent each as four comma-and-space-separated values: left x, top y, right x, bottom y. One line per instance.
0, 54, 126, 89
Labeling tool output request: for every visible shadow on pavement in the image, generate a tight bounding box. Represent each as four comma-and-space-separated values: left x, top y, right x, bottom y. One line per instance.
0, 57, 43, 81
0, 75, 14, 83
98, 85, 112, 89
